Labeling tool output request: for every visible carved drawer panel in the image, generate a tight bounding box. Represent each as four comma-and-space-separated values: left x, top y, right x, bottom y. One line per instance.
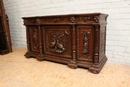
39, 16, 75, 24
76, 15, 100, 24
43, 26, 72, 58
24, 18, 40, 25
77, 26, 94, 62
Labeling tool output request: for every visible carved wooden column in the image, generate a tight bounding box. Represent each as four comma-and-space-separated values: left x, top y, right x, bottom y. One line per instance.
68, 17, 78, 69
36, 21, 44, 61
93, 25, 100, 63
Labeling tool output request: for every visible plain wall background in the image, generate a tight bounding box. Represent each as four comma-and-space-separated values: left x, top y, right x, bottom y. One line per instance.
3, 0, 130, 65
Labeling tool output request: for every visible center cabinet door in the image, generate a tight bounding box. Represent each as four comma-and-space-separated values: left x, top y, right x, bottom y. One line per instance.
76, 25, 94, 62
43, 26, 72, 59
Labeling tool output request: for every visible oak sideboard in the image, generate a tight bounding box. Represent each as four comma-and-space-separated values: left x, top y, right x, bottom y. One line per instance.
22, 13, 108, 74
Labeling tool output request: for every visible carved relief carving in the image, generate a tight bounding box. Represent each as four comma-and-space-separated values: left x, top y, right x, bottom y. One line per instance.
46, 30, 69, 53
32, 28, 39, 50
82, 31, 90, 55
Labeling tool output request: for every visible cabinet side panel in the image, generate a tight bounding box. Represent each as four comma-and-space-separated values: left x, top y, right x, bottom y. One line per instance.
99, 26, 106, 62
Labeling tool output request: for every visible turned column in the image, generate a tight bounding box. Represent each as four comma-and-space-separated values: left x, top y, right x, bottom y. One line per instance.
68, 17, 77, 68
93, 25, 100, 63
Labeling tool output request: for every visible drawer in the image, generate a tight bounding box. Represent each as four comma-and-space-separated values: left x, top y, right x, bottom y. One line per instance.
23, 18, 40, 25
76, 15, 100, 24
39, 16, 75, 24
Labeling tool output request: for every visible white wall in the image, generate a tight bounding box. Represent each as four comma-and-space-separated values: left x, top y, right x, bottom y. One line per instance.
3, 0, 130, 65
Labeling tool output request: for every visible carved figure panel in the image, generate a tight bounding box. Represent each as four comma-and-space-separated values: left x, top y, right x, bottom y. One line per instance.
43, 26, 72, 58
29, 26, 40, 53
77, 26, 94, 62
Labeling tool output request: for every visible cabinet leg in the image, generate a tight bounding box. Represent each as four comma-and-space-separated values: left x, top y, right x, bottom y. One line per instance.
24, 52, 31, 58
68, 60, 78, 69
36, 54, 44, 61
89, 55, 107, 74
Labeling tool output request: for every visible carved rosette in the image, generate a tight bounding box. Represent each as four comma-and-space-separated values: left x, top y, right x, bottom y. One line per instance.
47, 30, 69, 54
82, 31, 90, 56
32, 29, 39, 50
70, 17, 75, 23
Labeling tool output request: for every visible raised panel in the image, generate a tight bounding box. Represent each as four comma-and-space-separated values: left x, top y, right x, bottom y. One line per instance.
99, 26, 106, 61
29, 26, 40, 53
43, 26, 72, 58
77, 26, 94, 62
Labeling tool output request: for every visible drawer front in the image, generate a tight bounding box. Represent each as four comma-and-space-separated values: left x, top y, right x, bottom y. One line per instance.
77, 26, 94, 62
40, 16, 75, 24
43, 26, 72, 58
24, 18, 39, 25
76, 15, 99, 24
29, 26, 40, 53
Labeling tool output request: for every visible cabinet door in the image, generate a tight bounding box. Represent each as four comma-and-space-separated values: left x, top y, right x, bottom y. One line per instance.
77, 26, 94, 62
43, 26, 72, 58
28, 26, 40, 53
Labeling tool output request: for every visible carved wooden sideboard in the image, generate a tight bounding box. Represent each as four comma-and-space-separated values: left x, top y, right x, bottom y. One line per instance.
22, 13, 108, 74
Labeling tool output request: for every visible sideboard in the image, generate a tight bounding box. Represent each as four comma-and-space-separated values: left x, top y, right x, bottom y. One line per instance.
22, 13, 108, 74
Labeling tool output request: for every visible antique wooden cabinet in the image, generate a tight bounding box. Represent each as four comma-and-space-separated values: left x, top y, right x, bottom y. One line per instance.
23, 13, 108, 74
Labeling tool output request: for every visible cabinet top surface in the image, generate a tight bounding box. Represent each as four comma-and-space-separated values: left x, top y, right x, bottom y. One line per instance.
22, 13, 108, 19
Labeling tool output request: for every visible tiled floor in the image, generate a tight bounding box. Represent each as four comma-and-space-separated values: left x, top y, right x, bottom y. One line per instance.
0, 48, 130, 87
